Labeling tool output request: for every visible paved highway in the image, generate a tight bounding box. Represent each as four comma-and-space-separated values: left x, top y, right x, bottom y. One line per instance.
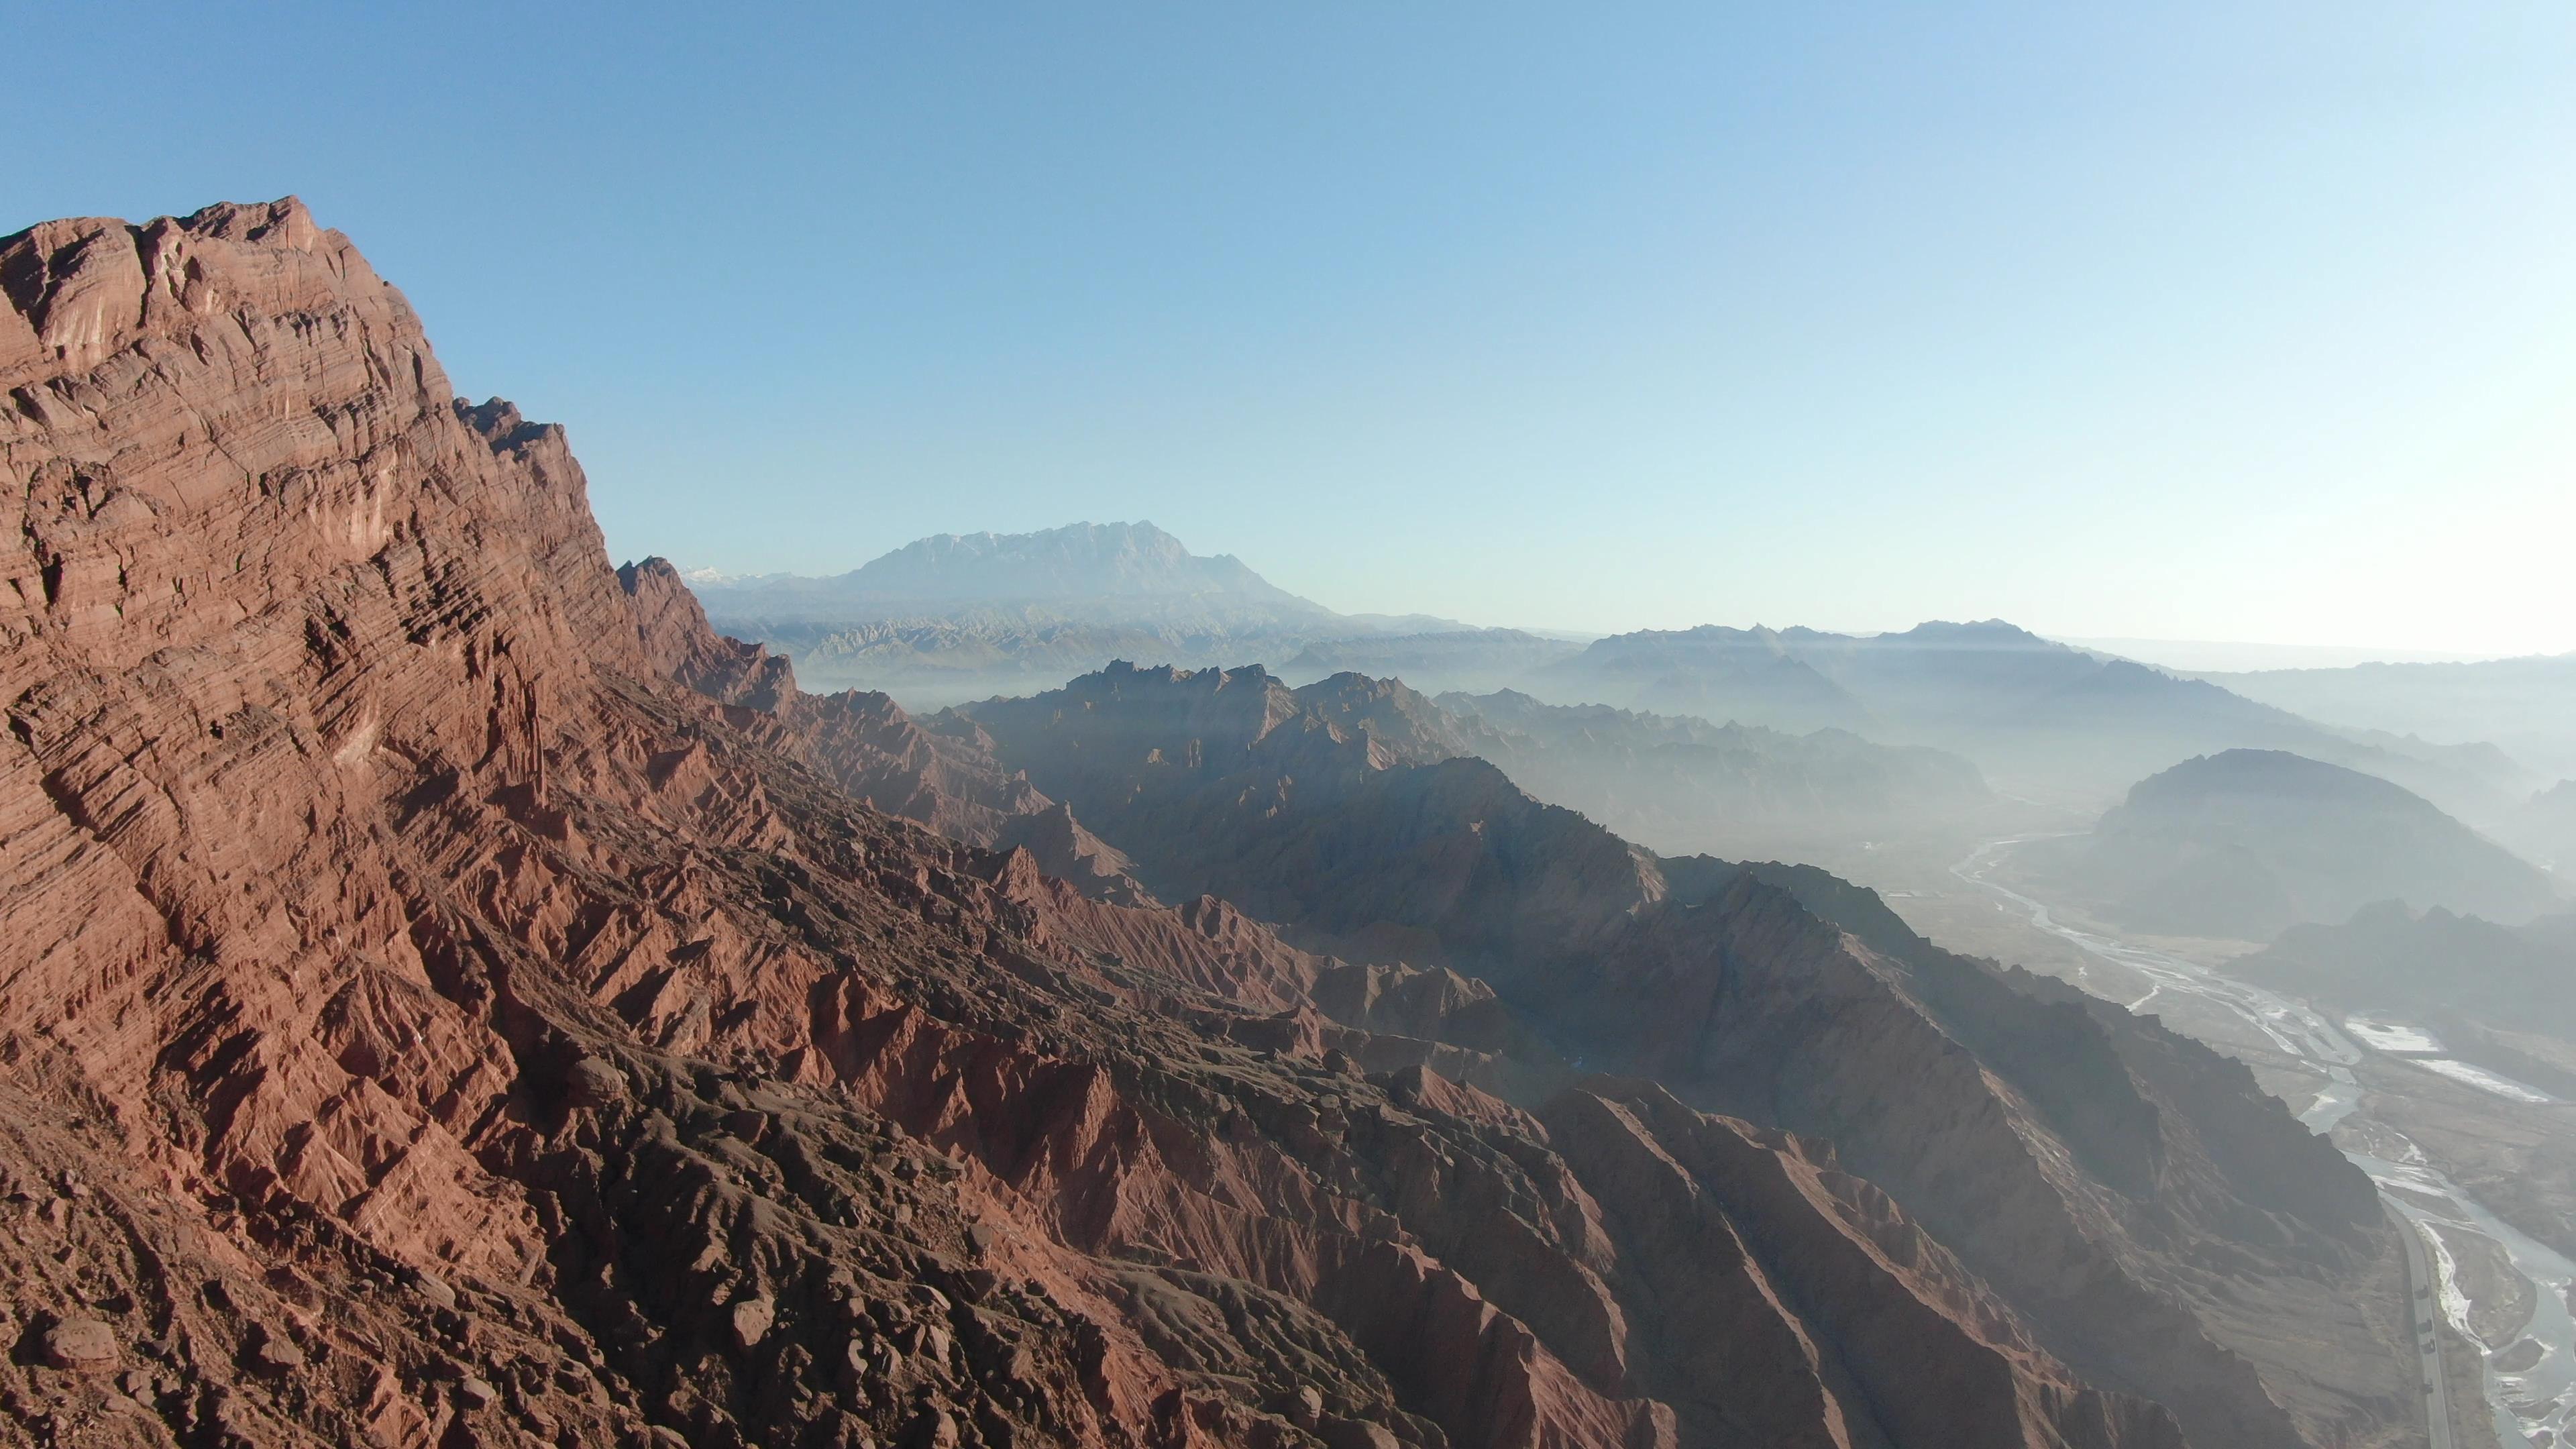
2395, 1209, 2455, 1449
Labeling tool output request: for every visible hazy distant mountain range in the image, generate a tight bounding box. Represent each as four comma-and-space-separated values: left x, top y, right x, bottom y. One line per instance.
2016, 749, 2564, 941
2200, 653, 2576, 781
1533, 621, 2534, 814
694, 521, 1484, 702
692, 525, 2539, 817
695, 520, 1341, 625
2059, 637, 2507, 673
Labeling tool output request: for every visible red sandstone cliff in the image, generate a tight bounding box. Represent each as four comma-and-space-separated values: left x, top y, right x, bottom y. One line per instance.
0, 199, 2385, 1448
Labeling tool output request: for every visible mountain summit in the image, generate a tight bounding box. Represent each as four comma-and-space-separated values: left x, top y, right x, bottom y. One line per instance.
711, 520, 1327, 614
693, 522, 1464, 702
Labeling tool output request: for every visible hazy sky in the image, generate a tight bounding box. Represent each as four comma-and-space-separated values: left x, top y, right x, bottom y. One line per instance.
12, 3, 2575, 654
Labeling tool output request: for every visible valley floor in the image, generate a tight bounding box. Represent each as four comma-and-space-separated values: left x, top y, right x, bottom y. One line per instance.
1869, 834, 2576, 1449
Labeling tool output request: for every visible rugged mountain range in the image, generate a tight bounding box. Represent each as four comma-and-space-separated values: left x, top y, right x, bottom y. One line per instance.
0, 199, 2425, 1448
2016, 750, 2564, 941
1536, 622, 2533, 817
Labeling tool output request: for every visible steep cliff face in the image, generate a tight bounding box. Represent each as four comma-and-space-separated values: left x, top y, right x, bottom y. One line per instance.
0, 201, 2210, 1448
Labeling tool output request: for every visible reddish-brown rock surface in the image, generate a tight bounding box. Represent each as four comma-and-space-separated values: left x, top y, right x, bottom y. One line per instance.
0, 199, 2406, 1448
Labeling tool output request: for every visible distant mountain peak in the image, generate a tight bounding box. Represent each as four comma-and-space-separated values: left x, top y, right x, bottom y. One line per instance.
832, 519, 1304, 604
1890, 619, 2057, 647
683, 519, 1349, 638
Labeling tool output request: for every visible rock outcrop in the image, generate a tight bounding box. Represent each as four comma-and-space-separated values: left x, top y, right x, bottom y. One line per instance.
0, 199, 2398, 1448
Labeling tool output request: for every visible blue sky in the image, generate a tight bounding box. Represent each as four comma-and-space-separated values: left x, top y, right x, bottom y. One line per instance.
11, 2, 2575, 653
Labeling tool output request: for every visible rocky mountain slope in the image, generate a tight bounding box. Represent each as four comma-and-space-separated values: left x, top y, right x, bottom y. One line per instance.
2017, 750, 2563, 940
755, 657, 1995, 882
0, 199, 2418, 1448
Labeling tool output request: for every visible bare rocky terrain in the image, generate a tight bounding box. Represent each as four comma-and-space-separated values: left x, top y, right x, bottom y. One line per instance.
0, 199, 2429, 1448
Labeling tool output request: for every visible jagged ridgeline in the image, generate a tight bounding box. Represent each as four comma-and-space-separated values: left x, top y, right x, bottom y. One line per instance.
0, 201, 2422, 1447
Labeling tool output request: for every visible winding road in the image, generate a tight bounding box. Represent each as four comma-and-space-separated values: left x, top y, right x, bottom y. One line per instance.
1951, 836, 2575, 1449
